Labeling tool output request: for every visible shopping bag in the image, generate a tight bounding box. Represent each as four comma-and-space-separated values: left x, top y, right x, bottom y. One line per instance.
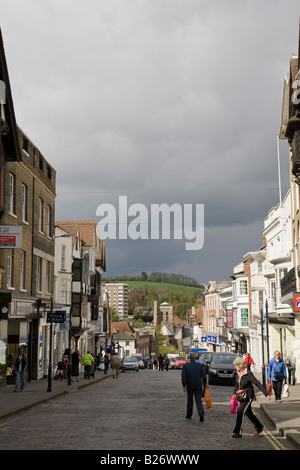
282, 383, 289, 398
205, 387, 213, 409
230, 394, 240, 414
267, 380, 272, 396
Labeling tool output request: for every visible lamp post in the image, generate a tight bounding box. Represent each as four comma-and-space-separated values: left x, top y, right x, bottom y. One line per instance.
265, 300, 270, 366
260, 307, 266, 386
47, 297, 54, 392
67, 305, 72, 385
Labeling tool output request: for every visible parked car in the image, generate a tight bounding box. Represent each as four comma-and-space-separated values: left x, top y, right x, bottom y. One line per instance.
120, 356, 139, 372
130, 353, 144, 369
207, 352, 237, 385
174, 355, 187, 369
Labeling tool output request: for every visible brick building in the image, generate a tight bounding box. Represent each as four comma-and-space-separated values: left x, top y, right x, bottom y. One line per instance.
0, 29, 56, 386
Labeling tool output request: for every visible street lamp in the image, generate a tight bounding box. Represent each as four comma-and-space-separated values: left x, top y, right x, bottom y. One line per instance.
47, 298, 54, 392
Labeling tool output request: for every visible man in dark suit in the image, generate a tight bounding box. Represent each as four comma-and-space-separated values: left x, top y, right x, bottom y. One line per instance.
182, 352, 207, 422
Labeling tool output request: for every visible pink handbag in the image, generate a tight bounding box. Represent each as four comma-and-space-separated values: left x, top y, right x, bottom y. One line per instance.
230, 394, 240, 414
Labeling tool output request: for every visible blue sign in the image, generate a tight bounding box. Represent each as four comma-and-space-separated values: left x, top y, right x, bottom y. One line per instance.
47, 310, 67, 323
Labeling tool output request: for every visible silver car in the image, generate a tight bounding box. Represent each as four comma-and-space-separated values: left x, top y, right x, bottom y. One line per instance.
121, 356, 139, 372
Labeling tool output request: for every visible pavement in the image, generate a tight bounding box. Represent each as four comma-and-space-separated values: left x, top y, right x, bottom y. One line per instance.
0, 369, 300, 450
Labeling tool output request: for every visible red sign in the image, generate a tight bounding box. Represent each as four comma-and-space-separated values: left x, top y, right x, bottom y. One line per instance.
294, 294, 300, 312
226, 309, 234, 328
0, 235, 16, 246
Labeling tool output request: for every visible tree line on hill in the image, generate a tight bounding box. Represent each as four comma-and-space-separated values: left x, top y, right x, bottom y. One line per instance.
103, 271, 203, 288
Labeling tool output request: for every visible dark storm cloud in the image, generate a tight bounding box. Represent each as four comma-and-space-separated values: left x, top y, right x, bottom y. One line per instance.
0, 0, 298, 281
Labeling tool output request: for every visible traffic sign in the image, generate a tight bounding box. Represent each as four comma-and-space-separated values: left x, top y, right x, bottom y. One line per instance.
294, 294, 300, 312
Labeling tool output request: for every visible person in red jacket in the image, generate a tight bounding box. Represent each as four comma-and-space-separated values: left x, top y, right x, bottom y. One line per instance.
245, 352, 254, 372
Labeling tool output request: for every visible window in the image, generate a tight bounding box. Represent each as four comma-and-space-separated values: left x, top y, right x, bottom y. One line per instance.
39, 156, 43, 171
61, 245, 66, 270
22, 138, 29, 155
241, 308, 249, 327
46, 261, 50, 294
38, 198, 43, 233
240, 280, 248, 295
37, 257, 42, 292
47, 205, 52, 238
60, 277, 67, 304
9, 173, 16, 215
47, 165, 52, 180
22, 184, 28, 222
7, 249, 13, 288
20, 251, 25, 290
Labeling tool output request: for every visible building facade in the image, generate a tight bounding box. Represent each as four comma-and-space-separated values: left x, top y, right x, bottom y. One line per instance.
0, 28, 57, 386
104, 283, 128, 320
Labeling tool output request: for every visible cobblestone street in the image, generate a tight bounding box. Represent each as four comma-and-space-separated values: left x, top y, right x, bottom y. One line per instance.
0, 369, 296, 452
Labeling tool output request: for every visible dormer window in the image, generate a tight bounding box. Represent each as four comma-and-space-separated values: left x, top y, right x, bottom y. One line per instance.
22, 138, 29, 156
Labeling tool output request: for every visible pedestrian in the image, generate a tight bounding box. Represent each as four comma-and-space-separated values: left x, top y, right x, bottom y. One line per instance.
181, 352, 207, 422
268, 350, 287, 402
62, 348, 70, 379
104, 354, 109, 374
110, 352, 121, 378
164, 356, 170, 371
232, 357, 270, 438
82, 350, 94, 379
245, 352, 254, 372
285, 351, 297, 385
153, 358, 158, 370
71, 349, 82, 382
14, 348, 28, 392
158, 354, 164, 371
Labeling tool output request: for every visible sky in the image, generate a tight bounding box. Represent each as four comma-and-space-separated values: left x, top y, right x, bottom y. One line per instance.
0, 0, 298, 284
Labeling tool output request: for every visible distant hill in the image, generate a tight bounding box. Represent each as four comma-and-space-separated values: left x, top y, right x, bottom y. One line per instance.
103, 272, 203, 289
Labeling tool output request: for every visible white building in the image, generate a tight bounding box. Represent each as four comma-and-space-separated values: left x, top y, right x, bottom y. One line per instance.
231, 262, 250, 354
104, 283, 128, 320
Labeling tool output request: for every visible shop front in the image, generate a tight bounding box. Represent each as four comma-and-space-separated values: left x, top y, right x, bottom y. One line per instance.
0, 295, 39, 388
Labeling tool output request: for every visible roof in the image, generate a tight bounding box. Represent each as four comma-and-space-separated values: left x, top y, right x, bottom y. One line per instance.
0, 28, 22, 163
56, 220, 106, 270
111, 321, 136, 336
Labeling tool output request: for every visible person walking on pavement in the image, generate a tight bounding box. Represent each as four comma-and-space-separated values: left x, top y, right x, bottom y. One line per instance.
71, 349, 83, 382
104, 354, 110, 374
158, 354, 164, 371
181, 352, 207, 422
14, 348, 28, 392
164, 356, 170, 371
110, 353, 121, 378
245, 352, 254, 372
286, 351, 297, 385
268, 350, 287, 402
232, 357, 270, 438
82, 350, 94, 379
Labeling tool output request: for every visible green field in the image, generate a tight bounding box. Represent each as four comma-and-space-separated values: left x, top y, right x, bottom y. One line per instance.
108, 280, 204, 297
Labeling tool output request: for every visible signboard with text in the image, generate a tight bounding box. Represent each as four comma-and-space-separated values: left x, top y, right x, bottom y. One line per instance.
226, 309, 234, 328
0, 226, 22, 248
47, 310, 67, 323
